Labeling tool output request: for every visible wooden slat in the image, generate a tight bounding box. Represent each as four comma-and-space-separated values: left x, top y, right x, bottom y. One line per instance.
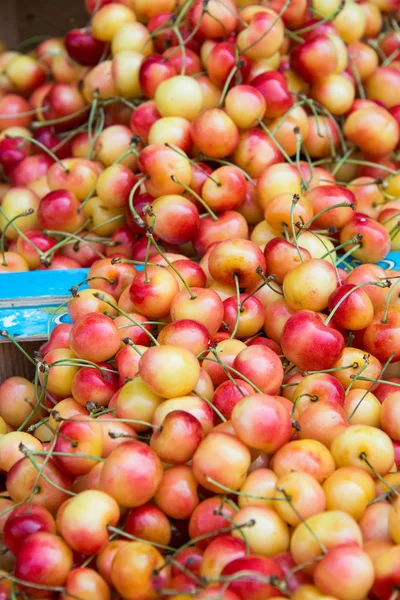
0, 341, 41, 382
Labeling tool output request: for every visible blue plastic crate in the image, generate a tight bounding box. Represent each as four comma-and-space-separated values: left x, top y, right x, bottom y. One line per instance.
0, 269, 89, 341
1, 254, 400, 342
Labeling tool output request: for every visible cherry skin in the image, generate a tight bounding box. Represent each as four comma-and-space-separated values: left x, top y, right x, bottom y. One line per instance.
65, 28, 107, 66
0, 136, 30, 176
129, 265, 179, 319
193, 211, 249, 257
88, 258, 138, 301
125, 503, 172, 547
157, 319, 210, 356
212, 379, 254, 421
233, 344, 284, 395
71, 363, 119, 407
150, 410, 204, 465
251, 70, 293, 119
188, 496, 237, 550
190, 109, 239, 159
139, 344, 200, 399
364, 306, 400, 363
54, 415, 104, 477
154, 464, 199, 521
38, 190, 85, 233
344, 106, 399, 157
206, 42, 251, 88
170, 287, 224, 337
14, 532, 74, 593
328, 284, 375, 331
223, 293, 264, 339
340, 213, 391, 264
221, 556, 284, 600
208, 238, 266, 289
264, 238, 311, 284
138, 143, 193, 198
3, 504, 56, 555
130, 100, 161, 143
69, 313, 121, 363
232, 393, 292, 454
264, 298, 296, 344
100, 441, 163, 509
281, 310, 345, 372
201, 166, 247, 213
39, 323, 73, 356
291, 35, 338, 84
283, 258, 338, 312
148, 194, 200, 245
292, 373, 345, 414
192, 431, 251, 493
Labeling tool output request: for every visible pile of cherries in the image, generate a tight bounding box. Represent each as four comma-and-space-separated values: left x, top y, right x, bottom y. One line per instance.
2, 0, 400, 599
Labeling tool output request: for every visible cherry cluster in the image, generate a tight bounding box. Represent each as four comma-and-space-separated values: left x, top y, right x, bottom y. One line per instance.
0, 0, 399, 270
1, 0, 400, 599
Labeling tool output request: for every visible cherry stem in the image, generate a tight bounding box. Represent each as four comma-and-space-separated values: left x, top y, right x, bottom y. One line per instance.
296, 226, 341, 282
276, 485, 327, 554
19, 443, 76, 496
289, 193, 304, 262
170, 176, 218, 221
218, 64, 239, 108
215, 570, 288, 596
240, 276, 273, 307
0, 572, 64, 594
360, 452, 400, 496
193, 390, 226, 422
93, 292, 160, 345
11, 134, 68, 170
345, 354, 370, 394
335, 244, 360, 268
57, 415, 161, 429
331, 146, 355, 177
147, 230, 197, 299
270, 99, 306, 137
256, 118, 294, 166
313, 158, 399, 177
230, 273, 242, 340
381, 278, 400, 324
383, 46, 400, 67
44, 230, 106, 260
171, 520, 255, 558
205, 476, 284, 502
296, 0, 344, 33
33, 449, 105, 462
0, 207, 36, 264
0, 106, 47, 119
240, 0, 290, 55
303, 362, 361, 375
106, 524, 174, 551
294, 128, 309, 192
48, 357, 116, 374
303, 202, 355, 230
31, 104, 89, 129
199, 156, 256, 188
128, 174, 148, 229
348, 54, 366, 99
256, 269, 284, 295
325, 279, 390, 327
40, 218, 93, 259
202, 352, 263, 394
346, 352, 395, 421
165, 143, 220, 186
320, 234, 362, 259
